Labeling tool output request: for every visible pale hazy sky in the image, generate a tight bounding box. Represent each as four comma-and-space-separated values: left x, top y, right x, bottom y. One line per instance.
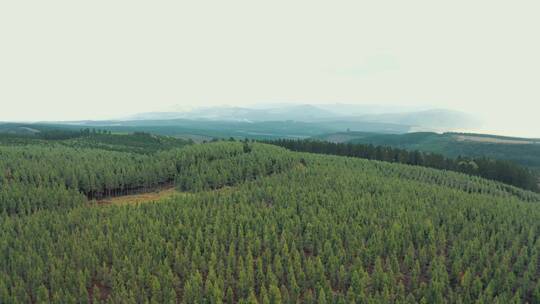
1, 1, 539, 137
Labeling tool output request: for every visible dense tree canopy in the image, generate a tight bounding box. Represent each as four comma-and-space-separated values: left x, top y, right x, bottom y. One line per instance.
0, 132, 189, 214
343, 131, 540, 171
265, 139, 540, 192
0, 130, 191, 154
2, 140, 540, 303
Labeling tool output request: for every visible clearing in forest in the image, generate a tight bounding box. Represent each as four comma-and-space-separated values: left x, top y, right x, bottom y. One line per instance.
96, 187, 181, 206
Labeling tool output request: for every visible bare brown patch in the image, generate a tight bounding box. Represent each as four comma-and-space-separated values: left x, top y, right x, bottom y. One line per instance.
95, 187, 181, 206
88, 278, 112, 303
295, 160, 307, 171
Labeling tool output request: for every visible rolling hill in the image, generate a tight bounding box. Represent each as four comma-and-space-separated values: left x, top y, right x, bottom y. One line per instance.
0, 119, 412, 141
2, 138, 540, 302
316, 131, 540, 171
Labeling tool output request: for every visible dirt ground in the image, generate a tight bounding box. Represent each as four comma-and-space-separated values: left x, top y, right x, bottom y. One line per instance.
96, 187, 180, 206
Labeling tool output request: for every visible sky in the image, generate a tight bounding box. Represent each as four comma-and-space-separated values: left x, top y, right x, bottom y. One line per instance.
1, 0, 539, 137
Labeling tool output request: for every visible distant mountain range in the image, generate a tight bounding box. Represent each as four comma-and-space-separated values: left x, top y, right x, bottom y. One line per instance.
128, 104, 337, 122
126, 104, 480, 132
0, 104, 482, 140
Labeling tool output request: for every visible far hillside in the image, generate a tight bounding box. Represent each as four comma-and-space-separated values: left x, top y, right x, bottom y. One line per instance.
0, 128, 191, 154
315, 131, 540, 171
0, 119, 411, 141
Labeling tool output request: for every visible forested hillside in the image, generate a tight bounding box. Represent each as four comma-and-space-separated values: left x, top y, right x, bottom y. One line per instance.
265, 139, 540, 193
0, 132, 192, 214
0, 129, 191, 153
2, 140, 540, 303
318, 131, 540, 171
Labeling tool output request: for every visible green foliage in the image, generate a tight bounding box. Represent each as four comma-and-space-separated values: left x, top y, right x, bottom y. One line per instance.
175, 143, 297, 192
342, 131, 540, 170
266, 139, 540, 193
0, 144, 179, 214
0, 129, 191, 154
2, 142, 540, 303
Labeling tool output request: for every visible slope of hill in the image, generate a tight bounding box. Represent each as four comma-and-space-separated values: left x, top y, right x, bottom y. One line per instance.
2, 141, 540, 302
353, 109, 480, 130
317, 131, 540, 170
0, 129, 191, 153
266, 139, 540, 192
0, 119, 412, 140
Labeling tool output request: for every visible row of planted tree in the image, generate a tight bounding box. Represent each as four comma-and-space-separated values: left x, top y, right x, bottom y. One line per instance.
0, 140, 297, 215
264, 139, 540, 192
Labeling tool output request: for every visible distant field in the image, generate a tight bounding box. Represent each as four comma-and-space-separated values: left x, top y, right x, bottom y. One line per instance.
454, 134, 539, 144
173, 133, 214, 143
1, 118, 411, 141
307, 132, 362, 143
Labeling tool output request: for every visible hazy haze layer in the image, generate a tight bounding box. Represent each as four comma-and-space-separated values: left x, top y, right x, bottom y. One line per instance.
1, 0, 539, 137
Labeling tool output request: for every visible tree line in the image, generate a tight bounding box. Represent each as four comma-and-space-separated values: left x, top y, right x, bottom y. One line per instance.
0, 138, 297, 215
264, 139, 540, 192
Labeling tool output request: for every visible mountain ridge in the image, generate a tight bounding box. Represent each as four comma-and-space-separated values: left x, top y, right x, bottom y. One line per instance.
125, 103, 481, 132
